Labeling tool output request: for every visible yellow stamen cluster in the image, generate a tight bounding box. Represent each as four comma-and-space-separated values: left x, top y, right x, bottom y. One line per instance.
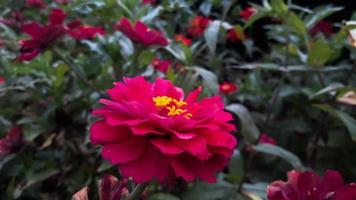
153, 96, 192, 118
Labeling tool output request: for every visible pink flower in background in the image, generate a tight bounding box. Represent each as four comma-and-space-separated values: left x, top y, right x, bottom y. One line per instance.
151, 58, 172, 73
219, 82, 238, 94
259, 133, 276, 145
187, 16, 210, 37
310, 21, 333, 37
142, 0, 155, 4
0, 76, 5, 84
19, 9, 67, 61
26, 0, 46, 9
174, 34, 192, 46
267, 170, 356, 200
90, 77, 237, 183
115, 17, 168, 46
67, 20, 105, 39
227, 28, 245, 42
19, 9, 105, 61
240, 7, 257, 21
0, 126, 23, 156
72, 175, 130, 200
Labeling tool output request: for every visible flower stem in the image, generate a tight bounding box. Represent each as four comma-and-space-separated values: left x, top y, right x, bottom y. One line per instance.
124, 183, 147, 200
52, 48, 103, 96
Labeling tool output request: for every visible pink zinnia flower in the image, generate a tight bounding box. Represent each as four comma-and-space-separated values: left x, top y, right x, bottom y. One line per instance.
219, 82, 238, 94
0, 126, 23, 156
0, 76, 5, 84
19, 9, 105, 61
19, 9, 67, 61
151, 58, 172, 73
72, 175, 130, 200
267, 170, 356, 200
26, 0, 46, 9
187, 16, 211, 37
227, 28, 245, 42
67, 20, 105, 40
115, 17, 168, 46
90, 77, 237, 183
174, 34, 192, 46
310, 21, 333, 37
259, 133, 276, 145
240, 7, 257, 21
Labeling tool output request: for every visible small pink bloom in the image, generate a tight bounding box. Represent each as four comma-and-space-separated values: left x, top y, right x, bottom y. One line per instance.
0, 126, 23, 156
227, 28, 245, 42
90, 76, 237, 183
151, 58, 172, 73
259, 133, 276, 145
0, 76, 5, 84
67, 20, 105, 39
267, 170, 355, 200
219, 82, 238, 94
240, 7, 256, 21
26, 0, 46, 9
143, 0, 155, 4
187, 16, 211, 37
310, 21, 333, 37
19, 9, 67, 61
174, 34, 192, 46
115, 17, 168, 46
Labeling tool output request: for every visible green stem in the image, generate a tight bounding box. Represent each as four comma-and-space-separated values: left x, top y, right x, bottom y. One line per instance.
52, 48, 103, 96
124, 183, 147, 200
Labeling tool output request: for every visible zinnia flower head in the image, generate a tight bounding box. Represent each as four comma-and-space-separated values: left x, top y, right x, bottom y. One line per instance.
240, 7, 257, 21
267, 170, 356, 200
174, 34, 192, 46
72, 175, 130, 200
259, 133, 276, 145
187, 16, 210, 37
19, 9, 104, 61
151, 58, 172, 73
219, 82, 238, 94
115, 17, 168, 46
227, 28, 245, 42
90, 76, 237, 184
0, 125, 23, 156
26, 0, 46, 9
310, 21, 333, 37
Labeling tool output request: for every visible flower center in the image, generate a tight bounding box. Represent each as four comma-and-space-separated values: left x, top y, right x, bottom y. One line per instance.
152, 96, 192, 118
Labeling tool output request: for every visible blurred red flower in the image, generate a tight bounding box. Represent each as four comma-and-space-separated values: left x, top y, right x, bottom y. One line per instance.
151, 58, 172, 73
0, 126, 23, 156
187, 16, 210, 37
240, 7, 256, 21
72, 175, 130, 200
267, 170, 356, 200
90, 76, 237, 183
19, 9, 104, 61
115, 17, 168, 46
310, 21, 333, 37
26, 0, 46, 9
143, 0, 155, 4
67, 20, 105, 39
219, 82, 238, 94
0, 76, 5, 84
259, 133, 276, 145
174, 34, 192, 46
227, 28, 245, 42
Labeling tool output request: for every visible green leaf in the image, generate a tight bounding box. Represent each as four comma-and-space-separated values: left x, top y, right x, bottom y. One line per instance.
242, 183, 268, 199
253, 143, 305, 170
182, 181, 236, 200
226, 104, 260, 144
289, 12, 307, 35
192, 67, 219, 95
307, 39, 332, 67
306, 6, 343, 28
204, 21, 220, 55
309, 83, 344, 99
138, 50, 154, 66
148, 193, 180, 200
226, 150, 244, 183
270, 0, 288, 15
314, 104, 356, 143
